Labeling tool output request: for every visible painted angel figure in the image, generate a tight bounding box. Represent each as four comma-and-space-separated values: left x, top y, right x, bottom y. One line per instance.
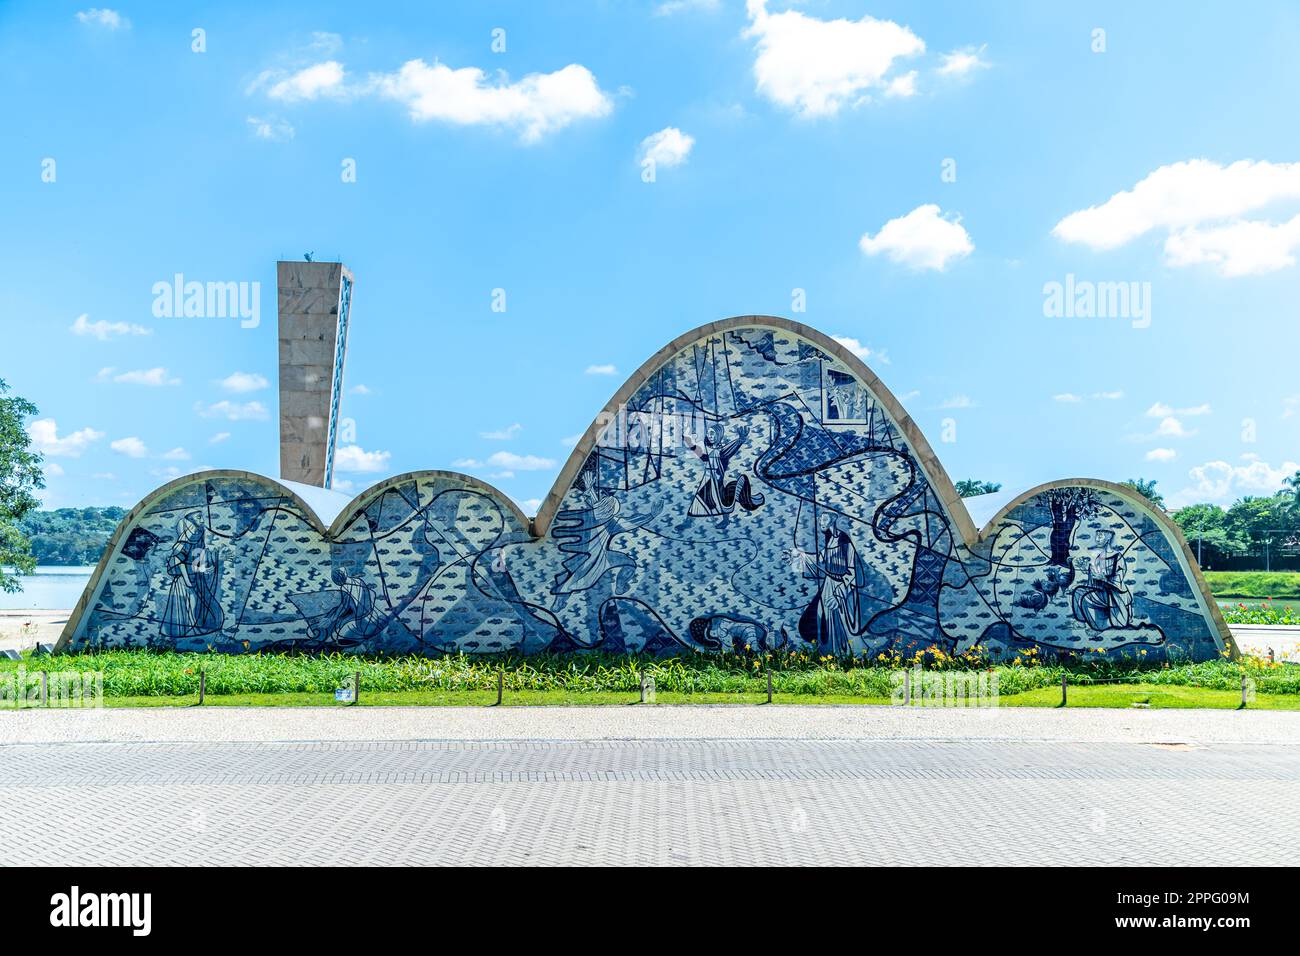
550, 490, 662, 610
1070, 529, 1134, 630
686, 423, 764, 519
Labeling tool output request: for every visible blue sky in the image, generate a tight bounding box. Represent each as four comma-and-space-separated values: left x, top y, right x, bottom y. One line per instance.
3, 0, 1298, 516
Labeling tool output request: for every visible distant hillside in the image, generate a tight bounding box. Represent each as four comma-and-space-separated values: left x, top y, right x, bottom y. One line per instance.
18, 507, 128, 566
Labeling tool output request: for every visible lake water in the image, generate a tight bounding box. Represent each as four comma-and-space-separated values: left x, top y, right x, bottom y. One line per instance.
0, 567, 95, 610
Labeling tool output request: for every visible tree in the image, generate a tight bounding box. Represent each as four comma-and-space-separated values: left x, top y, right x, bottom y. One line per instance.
1043, 488, 1101, 567
1121, 478, 1165, 509
1171, 502, 1239, 564
0, 379, 45, 593
1285, 470, 1300, 511
955, 479, 1002, 498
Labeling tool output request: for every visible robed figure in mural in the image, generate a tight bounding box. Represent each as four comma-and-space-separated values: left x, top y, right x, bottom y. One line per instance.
1071, 529, 1134, 630
299, 568, 384, 646
551, 491, 663, 609
160, 511, 223, 640
686, 424, 764, 519
798, 513, 871, 657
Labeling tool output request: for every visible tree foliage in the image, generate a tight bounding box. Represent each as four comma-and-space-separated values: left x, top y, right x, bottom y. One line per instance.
955, 479, 1002, 498
19, 506, 129, 565
0, 379, 45, 592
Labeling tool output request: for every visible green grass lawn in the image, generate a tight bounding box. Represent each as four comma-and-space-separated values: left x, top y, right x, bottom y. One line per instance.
1206, 570, 1300, 600
3, 683, 1294, 709
4, 647, 1298, 711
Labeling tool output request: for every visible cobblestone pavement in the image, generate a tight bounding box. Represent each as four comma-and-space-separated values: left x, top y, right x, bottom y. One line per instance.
6, 704, 1300, 745
2, 736, 1297, 865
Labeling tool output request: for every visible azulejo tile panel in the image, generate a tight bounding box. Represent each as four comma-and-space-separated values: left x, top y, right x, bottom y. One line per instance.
62, 321, 1231, 661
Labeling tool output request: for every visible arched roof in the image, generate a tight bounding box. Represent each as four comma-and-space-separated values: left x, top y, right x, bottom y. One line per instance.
532, 315, 978, 545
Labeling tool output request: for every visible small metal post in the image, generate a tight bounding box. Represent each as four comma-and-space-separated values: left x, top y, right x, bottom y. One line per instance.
1241, 673, 1248, 708
40, 671, 48, 707
354, 670, 361, 706
199, 669, 206, 706
903, 669, 911, 707
1268, 647, 1275, 664
496, 667, 504, 706
766, 667, 773, 704
1062, 674, 1068, 707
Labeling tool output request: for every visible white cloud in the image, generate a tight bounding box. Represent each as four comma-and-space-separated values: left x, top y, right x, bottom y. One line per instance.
76, 8, 128, 30
98, 367, 181, 386
209, 432, 232, 444
639, 127, 694, 168
161, 447, 191, 461
195, 400, 269, 421
585, 364, 618, 376
884, 71, 918, 98
518, 497, 543, 513
743, 0, 925, 116
30, 420, 104, 458
247, 116, 295, 141
655, 0, 719, 15
70, 313, 151, 340
481, 423, 523, 440
110, 436, 149, 458
1053, 159, 1300, 275
453, 451, 556, 472
1146, 402, 1210, 417
940, 394, 976, 409
1164, 215, 1300, 277
350, 384, 371, 395
332, 478, 356, 494
92, 472, 116, 481
334, 444, 391, 473
264, 61, 348, 102
859, 204, 973, 271
370, 60, 613, 143
1167, 457, 1300, 508
1284, 395, 1300, 418
1057, 390, 1124, 403
1154, 416, 1193, 438
45, 462, 65, 477
1145, 448, 1177, 462
832, 336, 889, 365
561, 433, 583, 448
937, 46, 989, 78
219, 371, 270, 393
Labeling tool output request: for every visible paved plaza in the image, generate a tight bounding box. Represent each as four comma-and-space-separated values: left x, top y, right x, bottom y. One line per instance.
2, 707, 1298, 866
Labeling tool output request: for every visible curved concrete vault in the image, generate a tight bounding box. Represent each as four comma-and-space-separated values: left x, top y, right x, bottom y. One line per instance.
58, 316, 1235, 661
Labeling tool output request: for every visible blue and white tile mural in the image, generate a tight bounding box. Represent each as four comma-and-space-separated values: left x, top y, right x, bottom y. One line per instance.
60, 321, 1232, 661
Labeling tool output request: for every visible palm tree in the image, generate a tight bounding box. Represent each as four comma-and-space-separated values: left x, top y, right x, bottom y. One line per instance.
1122, 478, 1165, 510
1284, 470, 1300, 510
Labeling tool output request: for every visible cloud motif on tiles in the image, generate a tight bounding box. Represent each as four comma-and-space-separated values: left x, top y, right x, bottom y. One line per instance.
1053, 159, 1300, 276
859, 204, 973, 271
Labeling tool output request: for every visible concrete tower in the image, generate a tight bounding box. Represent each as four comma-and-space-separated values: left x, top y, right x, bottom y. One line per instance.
277, 260, 354, 489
